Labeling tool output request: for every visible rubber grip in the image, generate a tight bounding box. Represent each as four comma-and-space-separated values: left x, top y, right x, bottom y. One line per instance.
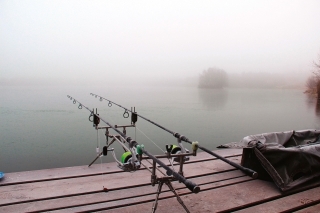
184, 141, 258, 179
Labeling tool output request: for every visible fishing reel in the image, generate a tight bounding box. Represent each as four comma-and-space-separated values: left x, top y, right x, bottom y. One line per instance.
119, 151, 141, 172
102, 145, 141, 172
166, 144, 190, 163
166, 134, 199, 163
164, 141, 198, 177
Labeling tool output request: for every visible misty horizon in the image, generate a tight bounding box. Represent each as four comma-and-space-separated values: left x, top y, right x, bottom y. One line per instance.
1, 1, 320, 87
0, 70, 308, 90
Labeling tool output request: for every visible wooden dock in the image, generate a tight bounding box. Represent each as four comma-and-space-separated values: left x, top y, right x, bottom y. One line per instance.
1, 149, 320, 213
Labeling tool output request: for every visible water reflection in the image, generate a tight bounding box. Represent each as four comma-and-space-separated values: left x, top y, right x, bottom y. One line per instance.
198, 88, 228, 110
305, 93, 317, 110
305, 93, 320, 122
315, 99, 320, 119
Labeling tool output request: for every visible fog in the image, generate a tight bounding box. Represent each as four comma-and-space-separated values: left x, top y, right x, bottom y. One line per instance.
1, 0, 320, 87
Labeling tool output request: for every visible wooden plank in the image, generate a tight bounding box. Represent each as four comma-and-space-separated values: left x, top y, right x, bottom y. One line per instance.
0, 169, 151, 206
48, 176, 252, 213
63, 179, 276, 213
0, 162, 120, 186
2, 147, 319, 213
0, 149, 242, 186
294, 203, 320, 212
0, 170, 249, 213
0, 156, 241, 206
233, 186, 320, 213
0, 149, 259, 213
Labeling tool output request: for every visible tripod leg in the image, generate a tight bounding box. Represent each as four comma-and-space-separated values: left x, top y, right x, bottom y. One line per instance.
166, 182, 191, 213
88, 139, 116, 167
88, 152, 102, 167
152, 182, 164, 213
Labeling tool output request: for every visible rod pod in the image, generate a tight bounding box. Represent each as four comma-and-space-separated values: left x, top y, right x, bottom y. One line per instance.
90, 93, 258, 179
67, 96, 200, 194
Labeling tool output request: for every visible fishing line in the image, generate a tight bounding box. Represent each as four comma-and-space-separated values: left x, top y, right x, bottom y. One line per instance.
95, 127, 103, 175
136, 127, 176, 172
136, 126, 165, 153
96, 128, 99, 154
168, 158, 177, 173
98, 128, 104, 176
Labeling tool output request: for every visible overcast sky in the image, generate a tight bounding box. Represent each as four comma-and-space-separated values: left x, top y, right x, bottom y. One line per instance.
1, 0, 320, 84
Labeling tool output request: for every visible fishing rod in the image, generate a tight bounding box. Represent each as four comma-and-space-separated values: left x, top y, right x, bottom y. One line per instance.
90, 93, 258, 179
67, 95, 200, 194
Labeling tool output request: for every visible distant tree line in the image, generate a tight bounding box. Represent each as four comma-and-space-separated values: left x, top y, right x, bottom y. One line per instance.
198, 67, 305, 89
198, 68, 228, 89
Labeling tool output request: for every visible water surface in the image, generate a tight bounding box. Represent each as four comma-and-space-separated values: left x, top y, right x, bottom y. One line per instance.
0, 85, 318, 173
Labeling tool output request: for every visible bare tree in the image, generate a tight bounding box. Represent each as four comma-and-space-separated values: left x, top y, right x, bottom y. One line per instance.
306, 76, 317, 88
308, 52, 320, 98
312, 53, 320, 78
314, 53, 320, 76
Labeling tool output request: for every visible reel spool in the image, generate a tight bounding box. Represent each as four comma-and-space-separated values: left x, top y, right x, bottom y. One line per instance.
167, 145, 189, 163
170, 145, 181, 154
121, 151, 133, 164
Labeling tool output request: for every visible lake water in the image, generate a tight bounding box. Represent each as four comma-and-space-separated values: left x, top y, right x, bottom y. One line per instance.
1, 85, 319, 173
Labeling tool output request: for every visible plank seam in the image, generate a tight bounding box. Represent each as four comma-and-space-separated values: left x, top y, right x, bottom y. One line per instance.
0, 154, 241, 187
25, 176, 252, 213
0, 168, 240, 207
75, 179, 254, 213
217, 182, 320, 213
280, 199, 320, 213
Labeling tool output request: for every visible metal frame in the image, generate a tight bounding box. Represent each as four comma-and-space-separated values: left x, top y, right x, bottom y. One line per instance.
67, 95, 199, 212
